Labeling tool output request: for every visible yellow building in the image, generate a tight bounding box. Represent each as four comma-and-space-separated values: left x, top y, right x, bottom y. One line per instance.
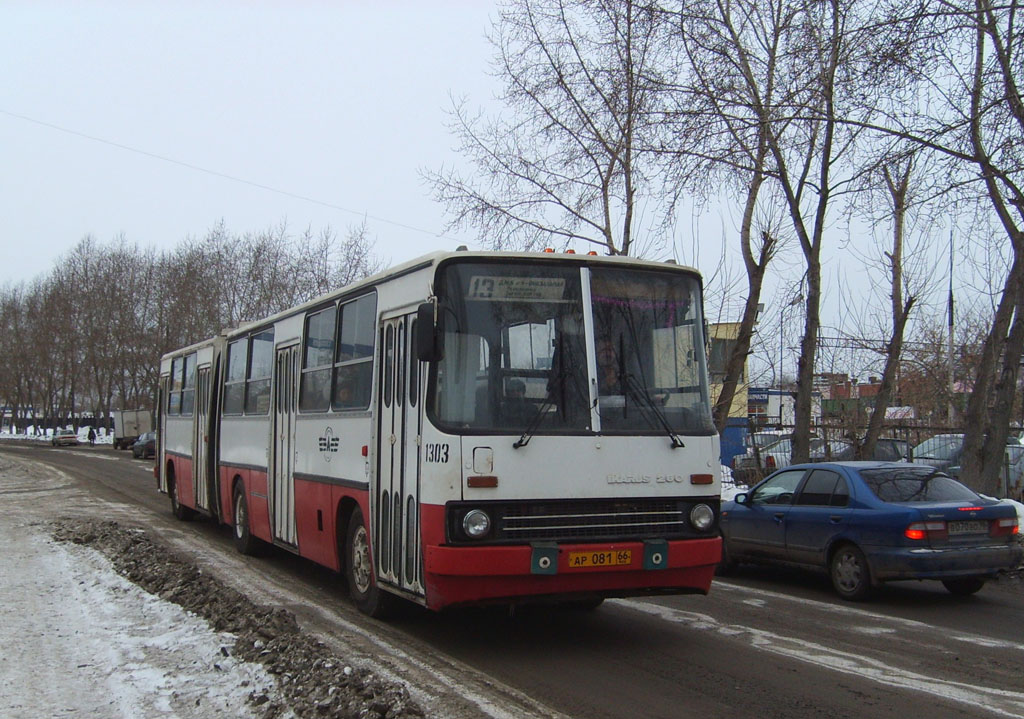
708, 321, 748, 420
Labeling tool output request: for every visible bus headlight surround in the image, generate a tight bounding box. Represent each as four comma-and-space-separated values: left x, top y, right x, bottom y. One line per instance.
690, 503, 715, 531
462, 509, 491, 539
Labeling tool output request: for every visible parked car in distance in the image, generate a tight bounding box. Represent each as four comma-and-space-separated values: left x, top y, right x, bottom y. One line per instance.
51, 429, 79, 447
911, 434, 965, 470
745, 430, 793, 452
734, 436, 910, 485
719, 461, 1022, 600
811, 437, 910, 463
731, 436, 802, 484
131, 431, 156, 459
949, 443, 1024, 498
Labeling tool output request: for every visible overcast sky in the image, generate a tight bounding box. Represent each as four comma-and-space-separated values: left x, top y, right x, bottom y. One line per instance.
2, 1, 998, 384
1, 1, 501, 285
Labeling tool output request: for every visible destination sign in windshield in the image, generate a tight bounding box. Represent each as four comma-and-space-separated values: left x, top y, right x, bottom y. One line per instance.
467, 276, 566, 301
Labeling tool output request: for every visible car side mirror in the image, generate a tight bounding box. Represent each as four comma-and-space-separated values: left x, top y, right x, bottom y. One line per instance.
734, 492, 749, 505
416, 301, 443, 362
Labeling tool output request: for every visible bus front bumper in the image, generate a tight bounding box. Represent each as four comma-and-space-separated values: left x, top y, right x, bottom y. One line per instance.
422, 536, 721, 610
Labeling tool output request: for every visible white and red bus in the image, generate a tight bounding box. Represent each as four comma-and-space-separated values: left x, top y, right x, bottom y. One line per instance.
158, 250, 722, 615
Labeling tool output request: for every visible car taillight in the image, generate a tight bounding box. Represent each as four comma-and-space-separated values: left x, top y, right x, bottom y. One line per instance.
765, 455, 776, 470
905, 521, 948, 541
990, 517, 1020, 537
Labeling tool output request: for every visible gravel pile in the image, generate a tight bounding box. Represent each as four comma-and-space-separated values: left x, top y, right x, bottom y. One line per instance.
52, 518, 425, 719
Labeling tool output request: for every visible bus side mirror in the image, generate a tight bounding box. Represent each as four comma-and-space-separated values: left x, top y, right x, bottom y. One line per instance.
416, 301, 443, 362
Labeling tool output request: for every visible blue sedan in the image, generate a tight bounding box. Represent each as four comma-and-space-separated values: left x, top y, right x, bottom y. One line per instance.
719, 461, 1022, 600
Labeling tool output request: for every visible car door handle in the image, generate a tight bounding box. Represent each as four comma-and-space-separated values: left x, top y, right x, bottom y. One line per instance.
773, 513, 785, 522
829, 515, 842, 523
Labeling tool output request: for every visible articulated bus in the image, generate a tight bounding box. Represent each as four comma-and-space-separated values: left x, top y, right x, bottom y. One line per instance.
158, 250, 722, 615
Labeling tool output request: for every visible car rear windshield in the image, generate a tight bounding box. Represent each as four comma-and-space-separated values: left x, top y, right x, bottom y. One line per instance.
860, 467, 980, 503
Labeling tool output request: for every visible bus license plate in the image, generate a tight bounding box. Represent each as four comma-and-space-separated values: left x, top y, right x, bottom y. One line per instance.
948, 520, 987, 535
567, 550, 632, 569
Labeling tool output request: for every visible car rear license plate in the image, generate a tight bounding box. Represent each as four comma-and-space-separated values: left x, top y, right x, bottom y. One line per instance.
567, 550, 632, 569
948, 520, 987, 535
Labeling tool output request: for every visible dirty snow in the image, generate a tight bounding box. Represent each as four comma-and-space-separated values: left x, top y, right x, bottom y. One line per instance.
0, 451, 424, 719
0, 518, 291, 719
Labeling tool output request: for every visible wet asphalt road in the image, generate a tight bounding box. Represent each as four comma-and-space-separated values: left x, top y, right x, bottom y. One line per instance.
5, 441, 1023, 719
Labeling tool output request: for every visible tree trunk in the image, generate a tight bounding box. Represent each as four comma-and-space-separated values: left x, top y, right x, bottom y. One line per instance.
959, 256, 1023, 492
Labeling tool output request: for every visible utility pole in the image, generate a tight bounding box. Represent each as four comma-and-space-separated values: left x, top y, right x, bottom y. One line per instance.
948, 229, 955, 425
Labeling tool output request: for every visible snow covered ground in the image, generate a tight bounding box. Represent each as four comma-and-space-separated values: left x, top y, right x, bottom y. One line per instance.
0, 453, 293, 719
0, 523, 293, 718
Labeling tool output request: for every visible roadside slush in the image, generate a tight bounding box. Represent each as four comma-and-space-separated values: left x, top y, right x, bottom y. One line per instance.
0, 452, 292, 718
0, 450, 424, 719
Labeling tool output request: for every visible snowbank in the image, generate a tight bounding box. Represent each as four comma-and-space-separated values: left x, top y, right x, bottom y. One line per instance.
0, 518, 291, 718
0, 426, 114, 445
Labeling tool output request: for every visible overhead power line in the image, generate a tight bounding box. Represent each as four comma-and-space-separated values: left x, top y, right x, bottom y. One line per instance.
0, 108, 455, 240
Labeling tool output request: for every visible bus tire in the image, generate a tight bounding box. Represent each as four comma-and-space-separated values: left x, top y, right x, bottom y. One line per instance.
345, 506, 397, 618
232, 484, 263, 556
168, 474, 195, 521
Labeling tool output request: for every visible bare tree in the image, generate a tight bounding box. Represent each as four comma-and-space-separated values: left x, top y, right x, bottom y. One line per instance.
673, 0, 887, 461
854, 0, 1024, 493
292, 222, 384, 301
670, 0, 790, 431
855, 155, 918, 456
426, 0, 675, 256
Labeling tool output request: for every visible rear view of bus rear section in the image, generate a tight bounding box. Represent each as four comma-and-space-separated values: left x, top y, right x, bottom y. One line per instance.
158, 251, 722, 616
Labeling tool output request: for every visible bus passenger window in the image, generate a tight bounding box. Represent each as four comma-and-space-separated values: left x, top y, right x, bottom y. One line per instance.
223, 339, 247, 415
300, 306, 336, 412
333, 294, 375, 411
245, 330, 273, 414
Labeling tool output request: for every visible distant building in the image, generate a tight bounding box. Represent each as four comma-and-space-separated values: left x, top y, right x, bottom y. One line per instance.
708, 322, 749, 466
708, 322, 748, 419
747, 387, 822, 427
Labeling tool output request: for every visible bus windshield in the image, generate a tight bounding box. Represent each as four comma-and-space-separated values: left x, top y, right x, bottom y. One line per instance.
429, 260, 714, 436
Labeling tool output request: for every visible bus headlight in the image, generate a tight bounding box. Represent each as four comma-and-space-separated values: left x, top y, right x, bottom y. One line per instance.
462, 509, 491, 539
690, 504, 714, 531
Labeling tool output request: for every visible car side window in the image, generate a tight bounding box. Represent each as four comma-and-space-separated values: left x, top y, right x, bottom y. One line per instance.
751, 469, 805, 506
795, 469, 840, 506
830, 476, 850, 507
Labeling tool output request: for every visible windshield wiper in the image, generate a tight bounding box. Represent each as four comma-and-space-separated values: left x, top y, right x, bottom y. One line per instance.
512, 380, 559, 449
514, 335, 571, 450
623, 372, 685, 449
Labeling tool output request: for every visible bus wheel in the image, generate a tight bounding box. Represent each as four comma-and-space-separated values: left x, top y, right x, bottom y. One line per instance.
168, 475, 194, 521
232, 485, 263, 556
345, 506, 396, 618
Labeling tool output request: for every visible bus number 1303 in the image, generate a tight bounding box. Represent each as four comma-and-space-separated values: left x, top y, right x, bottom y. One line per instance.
424, 443, 450, 463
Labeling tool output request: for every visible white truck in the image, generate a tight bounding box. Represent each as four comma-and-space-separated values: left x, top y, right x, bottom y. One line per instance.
111, 409, 153, 450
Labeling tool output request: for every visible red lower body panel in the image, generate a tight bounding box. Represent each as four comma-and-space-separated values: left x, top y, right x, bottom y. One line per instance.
167, 454, 195, 507
422, 536, 720, 611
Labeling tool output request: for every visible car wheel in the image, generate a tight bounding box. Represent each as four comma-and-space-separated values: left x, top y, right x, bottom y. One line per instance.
830, 544, 873, 601
168, 474, 195, 521
716, 539, 737, 576
232, 484, 264, 556
345, 506, 397, 618
942, 577, 986, 596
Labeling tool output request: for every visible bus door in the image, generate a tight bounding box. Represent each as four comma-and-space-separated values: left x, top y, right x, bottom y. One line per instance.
193, 365, 211, 512
271, 343, 299, 547
375, 314, 424, 595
